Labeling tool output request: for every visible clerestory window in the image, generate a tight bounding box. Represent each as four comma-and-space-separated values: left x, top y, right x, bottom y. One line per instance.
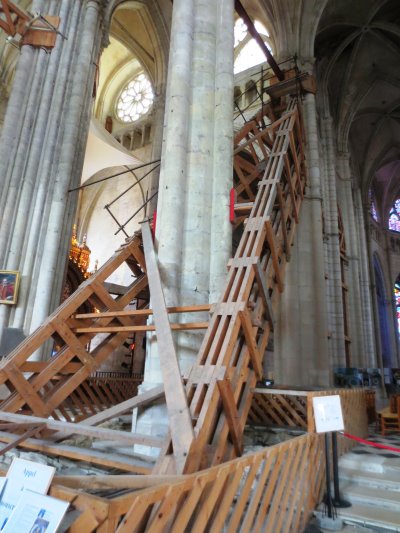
395, 278, 400, 336
116, 73, 154, 123
234, 18, 272, 74
388, 198, 400, 232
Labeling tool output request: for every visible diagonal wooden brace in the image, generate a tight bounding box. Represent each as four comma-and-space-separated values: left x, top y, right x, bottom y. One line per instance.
141, 220, 194, 474
238, 307, 263, 379
217, 379, 243, 456
252, 261, 274, 329
265, 218, 284, 292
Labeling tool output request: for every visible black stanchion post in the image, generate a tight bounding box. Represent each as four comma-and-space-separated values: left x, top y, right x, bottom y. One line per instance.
324, 432, 334, 518
331, 431, 352, 508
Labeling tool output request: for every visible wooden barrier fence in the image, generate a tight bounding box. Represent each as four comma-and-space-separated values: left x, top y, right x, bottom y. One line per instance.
249, 387, 370, 452
47, 388, 369, 530
49, 432, 326, 533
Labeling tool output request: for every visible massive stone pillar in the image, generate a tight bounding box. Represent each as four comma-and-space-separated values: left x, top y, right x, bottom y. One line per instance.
336, 153, 369, 367
275, 91, 330, 386
0, 0, 107, 352
354, 188, 377, 367
151, 0, 233, 370
135, 0, 234, 452
320, 115, 346, 367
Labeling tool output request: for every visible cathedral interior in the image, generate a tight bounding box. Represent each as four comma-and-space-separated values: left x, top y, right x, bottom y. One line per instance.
0, 0, 400, 531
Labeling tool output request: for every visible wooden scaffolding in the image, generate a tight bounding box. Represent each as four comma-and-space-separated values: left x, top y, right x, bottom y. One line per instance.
0, 89, 316, 529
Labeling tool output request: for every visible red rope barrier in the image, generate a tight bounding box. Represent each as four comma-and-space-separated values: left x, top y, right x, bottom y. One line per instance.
342, 432, 400, 453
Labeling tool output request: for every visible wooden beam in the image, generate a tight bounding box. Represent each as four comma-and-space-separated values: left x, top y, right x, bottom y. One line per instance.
53, 474, 185, 491
265, 219, 284, 292
73, 322, 209, 334
84, 384, 164, 426
217, 380, 242, 455
252, 261, 274, 329
0, 431, 151, 473
238, 308, 263, 379
0, 423, 45, 455
0, 411, 163, 448
74, 304, 212, 320
20, 362, 82, 373
276, 183, 290, 260
141, 220, 194, 474
49, 385, 165, 441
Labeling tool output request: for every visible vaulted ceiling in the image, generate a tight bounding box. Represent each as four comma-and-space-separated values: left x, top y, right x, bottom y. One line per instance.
315, 0, 400, 219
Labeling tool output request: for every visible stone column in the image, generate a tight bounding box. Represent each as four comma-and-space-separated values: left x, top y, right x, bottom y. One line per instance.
320, 115, 346, 366
0, 0, 106, 350
135, 0, 234, 454
354, 188, 377, 366
336, 152, 367, 366
147, 88, 166, 214
209, 0, 234, 303
275, 92, 330, 386
152, 0, 233, 372
155, 0, 194, 309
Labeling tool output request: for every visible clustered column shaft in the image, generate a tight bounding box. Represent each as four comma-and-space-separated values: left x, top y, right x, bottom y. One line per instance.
0, 0, 106, 345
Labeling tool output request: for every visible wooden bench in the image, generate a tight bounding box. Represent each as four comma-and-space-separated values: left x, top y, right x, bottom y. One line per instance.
377, 397, 400, 436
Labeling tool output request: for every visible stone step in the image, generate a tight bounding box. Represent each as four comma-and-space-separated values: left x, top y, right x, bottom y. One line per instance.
340, 483, 400, 512
340, 466, 400, 492
339, 452, 400, 475
334, 502, 400, 532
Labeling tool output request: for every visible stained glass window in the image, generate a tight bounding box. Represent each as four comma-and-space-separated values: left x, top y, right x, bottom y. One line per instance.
371, 202, 378, 221
116, 73, 154, 123
234, 18, 247, 47
388, 198, 400, 232
395, 279, 400, 335
369, 189, 379, 222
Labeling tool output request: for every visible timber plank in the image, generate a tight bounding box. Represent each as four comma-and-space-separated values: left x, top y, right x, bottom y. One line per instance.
216, 379, 242, 455
0, 431, 151, 473
141, 220, 194, 474
0, 411, 164, 447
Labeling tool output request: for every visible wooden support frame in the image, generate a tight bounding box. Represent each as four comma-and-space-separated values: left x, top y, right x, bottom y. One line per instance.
0, 94, 309, 529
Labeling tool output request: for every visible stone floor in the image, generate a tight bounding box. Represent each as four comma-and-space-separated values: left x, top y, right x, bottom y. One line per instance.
309, 429, 400, 533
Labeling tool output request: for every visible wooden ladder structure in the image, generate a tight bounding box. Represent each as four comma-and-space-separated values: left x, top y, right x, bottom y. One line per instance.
159, 96, 306, 474
0, 95, 306, 480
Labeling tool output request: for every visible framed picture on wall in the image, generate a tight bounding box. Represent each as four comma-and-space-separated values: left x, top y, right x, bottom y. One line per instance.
0, 271, 20, 305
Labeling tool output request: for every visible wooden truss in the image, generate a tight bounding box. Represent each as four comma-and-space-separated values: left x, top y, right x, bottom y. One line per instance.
0, 94, 307, 528
0, 0, 60, 48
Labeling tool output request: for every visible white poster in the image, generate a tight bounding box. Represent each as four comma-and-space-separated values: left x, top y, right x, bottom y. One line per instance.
0, 458, 55, 530
2, 489, 69, 533
312, 395, 344, 433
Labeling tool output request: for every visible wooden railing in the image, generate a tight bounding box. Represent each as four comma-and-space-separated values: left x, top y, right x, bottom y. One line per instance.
249, 387, 370, 454
50, 375, 142, 422
49, 432, 326, 532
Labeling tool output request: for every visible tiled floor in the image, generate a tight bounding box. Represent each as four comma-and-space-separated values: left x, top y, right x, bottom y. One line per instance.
349, 430, 400, 460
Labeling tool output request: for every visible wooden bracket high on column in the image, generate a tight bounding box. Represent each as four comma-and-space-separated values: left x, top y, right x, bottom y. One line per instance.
0, 0, 60, 49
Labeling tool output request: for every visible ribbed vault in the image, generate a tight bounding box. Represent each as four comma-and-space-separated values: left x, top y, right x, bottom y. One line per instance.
315, 0, 400, 218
